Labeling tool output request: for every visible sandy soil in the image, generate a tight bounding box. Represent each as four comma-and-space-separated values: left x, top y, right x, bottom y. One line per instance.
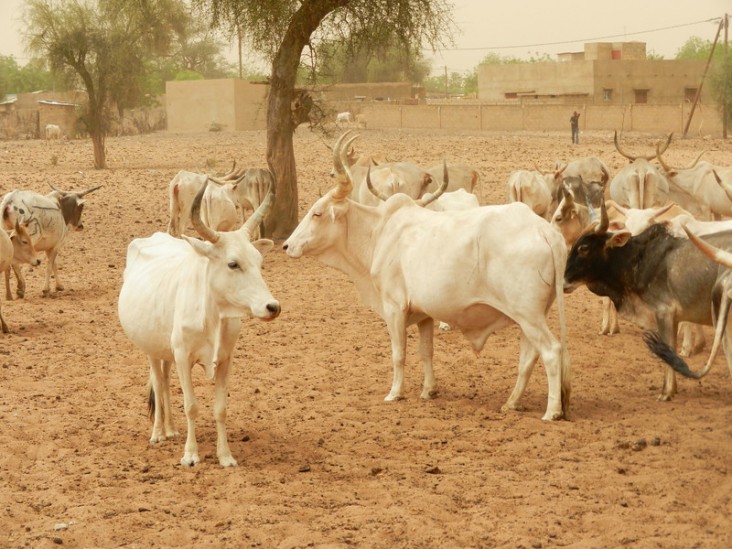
0, 127, 730, 549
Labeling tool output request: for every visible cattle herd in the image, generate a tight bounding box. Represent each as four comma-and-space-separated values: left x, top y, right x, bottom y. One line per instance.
1, 129, 731, 470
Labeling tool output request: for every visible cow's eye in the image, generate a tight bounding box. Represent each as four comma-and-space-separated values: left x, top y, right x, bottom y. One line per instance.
228, 261, 240, 270
554, 215, 562, 223
577, 244, 589, 255
312, 211, 322, 218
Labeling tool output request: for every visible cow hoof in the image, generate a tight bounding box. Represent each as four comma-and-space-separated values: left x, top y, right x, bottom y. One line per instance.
500, 403, 524, 413
384, 393, 404, 402
15, 290, 24, 299
42, 290, 51, 298
149, 435, 166, 444
218, 455, 238, 467
165, 430, 180, 439
438, 322, 451, 331
657, 393, 674, 402
420, 388, 438, 400
542, 411, 565, 421
56, 285, 65, 292
180, 453, 200, 466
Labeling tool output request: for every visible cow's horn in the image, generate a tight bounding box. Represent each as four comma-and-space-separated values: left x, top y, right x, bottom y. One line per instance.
595, 197, 609, 234
366, 166, 390, 201
684, 224, 732, 269
48, 182, 67, 195
77, 185, 102, 197
418, 161, 449, 207
613, 130, 636, 161
191, 177, 220, 243
243, 184, 274, 236
332, 131, 356, 200
653, 133, 673, 159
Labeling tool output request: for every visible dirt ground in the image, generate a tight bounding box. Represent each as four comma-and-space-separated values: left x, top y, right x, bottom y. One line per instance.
0, 127, 730, 549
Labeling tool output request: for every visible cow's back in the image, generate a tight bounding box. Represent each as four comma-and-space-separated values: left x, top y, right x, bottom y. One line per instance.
372, 201, 563, 327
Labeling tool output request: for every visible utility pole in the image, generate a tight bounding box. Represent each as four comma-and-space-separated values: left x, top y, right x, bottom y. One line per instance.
683, 17, 724, 137
724, 13, 729, 139
444, 65, 448, 99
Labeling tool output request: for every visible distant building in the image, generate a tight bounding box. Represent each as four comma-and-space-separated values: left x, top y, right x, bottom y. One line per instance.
478, 42, 710, 105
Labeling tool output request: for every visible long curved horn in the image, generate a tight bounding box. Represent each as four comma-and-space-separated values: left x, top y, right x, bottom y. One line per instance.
532, 160, 547, 175
595, 197, 609, 234
713, 169, 732, 203
652, 133, 673, 159
657, 145, 706, 173
332, 131, 357, 201
685, 224, 732, 269
48, 182, 67, 195
366, 165, 390, 201
418, 161, 449, 207
77, 185, 102, 197
242, 185, 274, 236
191, 177, 219, 243
649, 203, 675, 222
613, 130, 636, 161
600, 164, 610, 186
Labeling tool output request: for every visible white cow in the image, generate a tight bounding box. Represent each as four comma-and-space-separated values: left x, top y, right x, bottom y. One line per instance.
336, 111, 354, 125
610, 131, 671, 209
0, 183, 101, 297
118, 182, 280, 467
507, 169, 553, 219
657, 146, 732, 219
167, 170, 240, 237
45, 124, 62, 140
283, 134, 571, 420
426, 162, 480, 194
234, 168, 275, 239
0, 222, 41, 333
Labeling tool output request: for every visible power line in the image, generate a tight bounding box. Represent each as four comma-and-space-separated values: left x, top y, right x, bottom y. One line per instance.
433, 16, 723, 52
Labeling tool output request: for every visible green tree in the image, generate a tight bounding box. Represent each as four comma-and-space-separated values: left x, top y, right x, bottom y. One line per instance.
0, 55, 59, 97
675, 36, 716, 60
710, 50, 732, 131
193, 0, 453, 239
24, 0, 188, 168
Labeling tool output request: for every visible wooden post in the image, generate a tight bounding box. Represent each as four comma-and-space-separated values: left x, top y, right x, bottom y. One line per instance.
724, 14, 729, 139
683, 17, 724, 137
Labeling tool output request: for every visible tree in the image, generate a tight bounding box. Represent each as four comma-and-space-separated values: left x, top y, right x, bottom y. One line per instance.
710, 50, 732, 131
24, 0, 188, 169
194, 0, 453, 239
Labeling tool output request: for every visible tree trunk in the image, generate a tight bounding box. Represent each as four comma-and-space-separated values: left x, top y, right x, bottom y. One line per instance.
263, 0, 350, 240
265, 79, 298, 240
91, 130, 106, 169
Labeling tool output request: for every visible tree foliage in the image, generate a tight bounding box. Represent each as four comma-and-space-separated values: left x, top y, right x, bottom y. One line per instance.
193, 0, 454, 239
0, 55, 60, 98
24, 0, 189, 168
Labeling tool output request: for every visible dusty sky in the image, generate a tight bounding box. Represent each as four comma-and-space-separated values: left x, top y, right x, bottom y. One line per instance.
0, 0, 728, 75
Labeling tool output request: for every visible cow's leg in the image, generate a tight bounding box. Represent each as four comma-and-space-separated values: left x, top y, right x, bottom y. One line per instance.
512, 319, 565, 420
417, 318, 437, 399
0, 301, 8, 333
5, 269, 12, 301
174, 353, 200, 466
11, 264, 25, 298
383, 312, 408, 401
213, 355, 237, 467
679, 322, 705, 357
43, 248, 62, 296
160, 360, 178, 439
148, 357, 169, 444
502, 332, 539, 414
656, 316, 678, 401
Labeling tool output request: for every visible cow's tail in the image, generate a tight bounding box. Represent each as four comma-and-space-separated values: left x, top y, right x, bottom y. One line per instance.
644, 293, 731, 379
147, 372, 156, 422
167, 182, 180, 236
550, 231, 571, 417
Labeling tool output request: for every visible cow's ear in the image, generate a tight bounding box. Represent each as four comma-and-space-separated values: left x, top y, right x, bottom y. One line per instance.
181, 235, 215, 257
606, 231, 632, 248
252, 239, 274, 255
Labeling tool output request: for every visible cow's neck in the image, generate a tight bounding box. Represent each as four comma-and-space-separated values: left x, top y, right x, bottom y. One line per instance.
320, 201, 383, 309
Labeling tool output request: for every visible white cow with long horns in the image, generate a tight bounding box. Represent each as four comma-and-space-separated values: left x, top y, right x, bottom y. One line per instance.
118, 181, 281, 467
0, 182, 102, 297
284, 132, 571, 420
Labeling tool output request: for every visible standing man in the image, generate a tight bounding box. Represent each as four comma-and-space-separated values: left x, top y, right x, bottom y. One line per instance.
570, 110, 580, 144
